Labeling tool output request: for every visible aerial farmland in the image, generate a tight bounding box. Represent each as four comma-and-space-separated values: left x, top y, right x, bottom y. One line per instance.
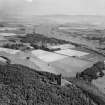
0, 16, 105, 105
1, 0, 105, 104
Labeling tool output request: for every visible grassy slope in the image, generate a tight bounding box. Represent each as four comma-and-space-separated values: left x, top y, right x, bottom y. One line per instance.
66, 78, 105, 105
0, 63, 97, 105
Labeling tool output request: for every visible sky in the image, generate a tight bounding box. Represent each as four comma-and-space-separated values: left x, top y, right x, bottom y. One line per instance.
0, 0, 105, 16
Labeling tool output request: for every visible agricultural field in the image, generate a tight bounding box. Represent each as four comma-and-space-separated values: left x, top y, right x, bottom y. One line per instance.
31, 49, 95, 77
50, 57, 94, 77
0, 33, 17, 36
55, 49, 89, 57
31, 50, 67, 62
0, 50, 60, 74
34, 21, 105, 54
0, 47, 20, 54
0, 48, 94, 77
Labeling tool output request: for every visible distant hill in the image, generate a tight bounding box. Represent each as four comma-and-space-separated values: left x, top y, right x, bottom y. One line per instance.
1, 15, 105, 26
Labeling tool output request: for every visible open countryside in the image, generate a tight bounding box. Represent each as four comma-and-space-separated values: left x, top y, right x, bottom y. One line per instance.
0, 15, 105, 105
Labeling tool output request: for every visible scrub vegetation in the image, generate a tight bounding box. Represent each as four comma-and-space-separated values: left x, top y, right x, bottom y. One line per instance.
0, 63, 97, 105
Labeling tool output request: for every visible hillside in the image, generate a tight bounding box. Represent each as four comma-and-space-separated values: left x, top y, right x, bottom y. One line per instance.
0, 63, 98, 105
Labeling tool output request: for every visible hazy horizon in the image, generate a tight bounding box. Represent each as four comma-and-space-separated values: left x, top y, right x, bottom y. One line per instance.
1, 0, 105, 18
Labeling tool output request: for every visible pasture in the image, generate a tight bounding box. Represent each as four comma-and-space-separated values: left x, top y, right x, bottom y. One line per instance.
50, 57, 94, 77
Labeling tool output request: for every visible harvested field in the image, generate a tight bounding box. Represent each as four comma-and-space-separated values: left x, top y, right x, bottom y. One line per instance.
55, 49, 89, 57
31, 49, 67, 62
48, 44, 75, 50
